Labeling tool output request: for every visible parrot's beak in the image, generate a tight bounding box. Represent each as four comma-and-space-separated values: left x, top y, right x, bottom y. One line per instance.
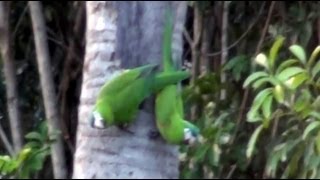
90, 111, 106, 129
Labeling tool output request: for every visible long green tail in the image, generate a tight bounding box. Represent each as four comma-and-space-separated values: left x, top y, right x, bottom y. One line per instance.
163, 10, 175, 72
152, 71, 190, 92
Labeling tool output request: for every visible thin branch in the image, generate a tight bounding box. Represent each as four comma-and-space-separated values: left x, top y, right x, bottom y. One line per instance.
183, 28, 193, 50
206, 2, 266, 57
220, 1, 229, 100
0, 123, 14, 156
226, 164, 237, 179
12, 3, 28, 38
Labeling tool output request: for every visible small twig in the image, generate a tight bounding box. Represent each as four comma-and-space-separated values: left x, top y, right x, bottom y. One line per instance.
271, 114, 279, 139
12, 3, 28, 38
0, 123, 14, 156
226, 164, 237, 179
206, 2, 266, 57
183, 28, 193, 49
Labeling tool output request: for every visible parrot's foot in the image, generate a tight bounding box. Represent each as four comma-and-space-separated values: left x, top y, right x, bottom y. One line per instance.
148, 130, 160, 140
118, 125, 134, 135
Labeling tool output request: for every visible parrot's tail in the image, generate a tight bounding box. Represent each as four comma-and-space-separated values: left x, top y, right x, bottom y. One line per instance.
136, 63, 160, 78
152, 71, 190, 92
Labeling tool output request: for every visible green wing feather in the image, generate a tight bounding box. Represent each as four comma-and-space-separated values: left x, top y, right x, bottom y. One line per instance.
97, 63, 158, 99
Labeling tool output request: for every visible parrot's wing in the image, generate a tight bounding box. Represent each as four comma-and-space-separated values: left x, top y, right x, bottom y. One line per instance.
156, 85, 178, 124
176, 92, 184, 118
97, 64, 159, 99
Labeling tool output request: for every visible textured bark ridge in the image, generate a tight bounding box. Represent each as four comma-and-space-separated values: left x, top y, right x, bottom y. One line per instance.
73, 1, 187, 179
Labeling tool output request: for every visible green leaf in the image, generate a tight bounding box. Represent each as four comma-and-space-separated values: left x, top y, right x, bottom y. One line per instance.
25, 141, 41, 149
289, 44, 306, 65
276, 59, 299, 74
302, 121, 320, 140
309, 156, 320, 170
308, 46, 320, 68
246, 125, 264, 158
247, 109, 262, 123
316, 132, 320, 155
285, 72, 308, 90
25, 132, 43, 142
303, 141, 314, 167
276, 67, 306, 82
243, 71, 269, 88
309, 111, 320, 120
282, 146, 303, 178
273, 85, 285, 103
262, 95, 273, 119
248, 88, 273, 121
266, 150, 281, 178
16, 148, 32, 165
312, 60, 320, 79
255, 53, 269, 69
269, 36, 285, 69
212, 144, 221, 166
194, 145, 209, 162
252, 77, 279, 90
294, 95, 310, 113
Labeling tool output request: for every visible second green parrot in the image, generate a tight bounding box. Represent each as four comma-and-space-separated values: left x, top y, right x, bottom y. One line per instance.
155, 12, 201, 145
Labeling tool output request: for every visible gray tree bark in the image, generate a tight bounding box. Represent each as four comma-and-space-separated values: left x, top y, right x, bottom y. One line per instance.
28, 1, 67, 179
72, 1, 187, 179
0, 1, 23, 154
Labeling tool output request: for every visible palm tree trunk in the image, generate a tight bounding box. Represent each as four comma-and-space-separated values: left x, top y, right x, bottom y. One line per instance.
72, 1, 187, 178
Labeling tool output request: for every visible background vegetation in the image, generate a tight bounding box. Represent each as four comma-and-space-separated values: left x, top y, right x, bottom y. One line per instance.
0, 1, 320, 178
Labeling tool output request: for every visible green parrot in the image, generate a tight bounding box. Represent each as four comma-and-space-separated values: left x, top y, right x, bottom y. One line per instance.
155, 12, 201, 145
89, 62, 191, 130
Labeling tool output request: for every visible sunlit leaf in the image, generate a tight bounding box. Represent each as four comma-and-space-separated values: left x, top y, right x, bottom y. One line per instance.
281, 146, 303, 178
262, 95, 273, 119
311, 60, 320, 79
284, 72, 308, 90
246, 125, 264, 158
243, 71, 269, 88
252, 77, 279, 89
269, 36, 285, 69
266, 150, 281, 178
308, 46, 320, 68
316, 132, 320, 155
273, 85, 285, 103
303, 121, 320, 140
276, 59, 299, 75
277, 67, 306, 82
255, 53, 269, 69
289, 44, 306, 65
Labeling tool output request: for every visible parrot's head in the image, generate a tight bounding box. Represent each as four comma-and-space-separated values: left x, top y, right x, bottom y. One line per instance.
183, 121, 200, 146
89, 103, 114, 129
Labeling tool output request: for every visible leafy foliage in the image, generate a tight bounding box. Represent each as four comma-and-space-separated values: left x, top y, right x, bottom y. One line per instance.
0, 121, 53, 179
244, 37, 320, 178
